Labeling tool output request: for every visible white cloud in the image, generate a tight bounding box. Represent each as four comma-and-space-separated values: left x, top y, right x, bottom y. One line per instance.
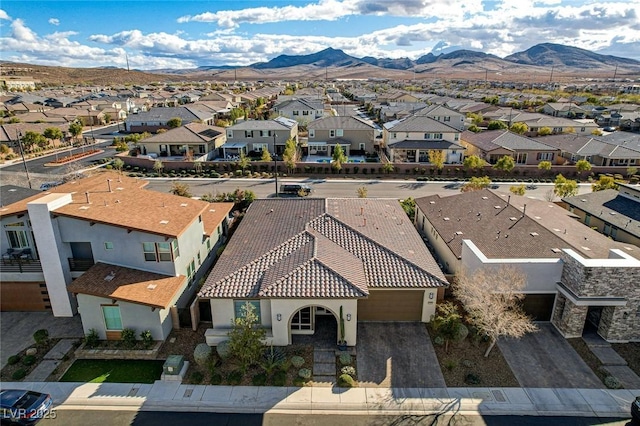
0, 9, 9, 20
48, 18, 60, 26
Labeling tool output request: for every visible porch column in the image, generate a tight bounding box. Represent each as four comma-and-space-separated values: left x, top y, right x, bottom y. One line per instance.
551, 294, 587, 338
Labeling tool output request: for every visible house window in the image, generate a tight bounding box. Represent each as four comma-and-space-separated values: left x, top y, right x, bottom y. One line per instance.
102, 306, 123, 331
444, 116, 451, 122
259, 130, 272, 137
6, 230, 29, 248
309, 129, 315, 138
537, 152, 554, 161
253, 143, 268, 152
197, 252, 201, 266
206, 238, 211, 250
172, 240, 179, 258
302, 111, 309, 116
187, 258, 196, 279
244, 131, 254, 138
330, 130, 336, 138
454, 134, 459, 141
104, 242, 114, 250
143, 242, 174, 262
434, 133, 443, 139
392, 133, 397, 139
424, 133, 432, 139
515, 153, 528, 164
234, 300, 261, 322
291, 307, 312, 330
336, 129, 343, 137
293, 111, 299, 116
227, 130, 233, 138
585, 214, 591, 226
359, 143, 365, 151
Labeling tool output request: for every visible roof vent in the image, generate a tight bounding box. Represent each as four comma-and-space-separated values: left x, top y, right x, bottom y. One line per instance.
147, 284, 157, 290
455, 231, 463, 235
429, 201, 435, 204
443, 217, 450, 221
509, 217, 518, 221
160, 220, 169, 225
482, 196, 488, 200
530, 232, 539, 236
494, 205, 501, 209
581, 246, 591, 251
79, 206, 90, 210
209, 209, 216, 212
104, 271, 116, 282
609, 212, 616, 215
580, 199, 587, 202
181, 203, 188, 207
551, 248, 561, 253
553, 228, 561, 232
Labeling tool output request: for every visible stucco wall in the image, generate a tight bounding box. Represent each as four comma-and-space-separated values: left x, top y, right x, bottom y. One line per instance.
76, 293, 173, 341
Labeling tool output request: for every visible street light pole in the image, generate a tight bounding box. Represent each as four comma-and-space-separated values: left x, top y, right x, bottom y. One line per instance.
273, 133, 278, 197
87, 109, 95, 144
16, 131, 32, 189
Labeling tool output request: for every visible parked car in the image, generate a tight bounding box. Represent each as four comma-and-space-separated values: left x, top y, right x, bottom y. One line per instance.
39, 181, 62, 191
0, 389, 52, 425
279, 183, 312, 197
603, 126, 616, 132
632, 396, 640, 424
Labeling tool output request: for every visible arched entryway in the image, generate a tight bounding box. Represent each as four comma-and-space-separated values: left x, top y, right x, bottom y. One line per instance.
290, 305, 338, 348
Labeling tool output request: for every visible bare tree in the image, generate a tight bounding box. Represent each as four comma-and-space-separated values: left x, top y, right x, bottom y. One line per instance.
453, 266, 537, 357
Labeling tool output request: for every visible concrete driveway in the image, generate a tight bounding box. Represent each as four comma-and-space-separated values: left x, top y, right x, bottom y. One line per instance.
0, 311, 83, 368
356, 322, 446, 388
498, 323, 603, 388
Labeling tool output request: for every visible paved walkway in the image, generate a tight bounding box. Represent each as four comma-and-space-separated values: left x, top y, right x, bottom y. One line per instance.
0, 312, 84, 368
25, 339, 78, 382
498, 323, 602, 388
4, 381, 637, 417
583, 332, 640, 390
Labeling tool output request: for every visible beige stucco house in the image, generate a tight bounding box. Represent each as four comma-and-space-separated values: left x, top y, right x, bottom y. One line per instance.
307, 116, 378, 156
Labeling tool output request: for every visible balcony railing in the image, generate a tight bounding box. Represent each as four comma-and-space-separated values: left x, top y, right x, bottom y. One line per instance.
0, 259, 43, 273
68, 258, 95, 272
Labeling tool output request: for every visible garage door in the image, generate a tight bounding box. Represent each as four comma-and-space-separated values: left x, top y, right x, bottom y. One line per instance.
358, 290, 424, 321
0, 282, 50, 311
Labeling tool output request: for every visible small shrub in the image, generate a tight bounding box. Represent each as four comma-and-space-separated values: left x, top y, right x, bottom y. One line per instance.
121, 328, 136, 347
84, 329, 99, 348
298, 368, 312, 380
291, 355, 305, 368
7, 355, 20, 365
455, 324, 469, 342
33, 329, 49, 345
604, 375, 621, 389
465, 373, 481, 385
338, 373, 355, 387
271, 370, 287, 386
434, 336, 445, 346
338, 352, 352, 366
140, 330, 153, 348
210, 373, 223, 385
191, 371, 204, 384
227, 370, 243, 385
444, 359, 457, 371
12, 369, 26, 380
252, 372, 268, 386
216, 340, 231, 359
462, 359, 473, 368
194, 343, 212, 367
22, 355, 36, 366
341, 366, 356, 377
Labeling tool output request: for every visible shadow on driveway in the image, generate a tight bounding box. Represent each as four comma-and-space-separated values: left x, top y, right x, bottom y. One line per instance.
356, 322, 446, 388
498, 323, 603, 388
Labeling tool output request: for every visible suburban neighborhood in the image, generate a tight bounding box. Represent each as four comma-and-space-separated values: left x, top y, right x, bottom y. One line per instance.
1, 53, 640, 424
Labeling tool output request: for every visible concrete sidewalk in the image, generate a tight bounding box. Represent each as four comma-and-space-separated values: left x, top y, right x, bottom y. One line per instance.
3, 381, 637, 418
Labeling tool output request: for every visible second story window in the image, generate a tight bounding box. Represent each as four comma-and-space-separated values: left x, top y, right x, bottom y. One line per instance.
143, 242, 175, 262
309, 129, 315, 138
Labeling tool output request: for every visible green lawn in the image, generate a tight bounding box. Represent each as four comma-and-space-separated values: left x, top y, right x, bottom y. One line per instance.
60, 360, 164, 384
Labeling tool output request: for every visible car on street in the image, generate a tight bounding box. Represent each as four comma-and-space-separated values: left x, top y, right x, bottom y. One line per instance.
279, 183, 312, 196
632, 396, 640, 423
39, 181, 62, 191
0, 389, 52, 425
603, 126, 616, 132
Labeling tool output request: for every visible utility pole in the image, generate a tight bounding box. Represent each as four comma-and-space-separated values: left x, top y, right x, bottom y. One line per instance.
549, 66, 554, 83
16, 131, 32, 189
273, 133, 278, 197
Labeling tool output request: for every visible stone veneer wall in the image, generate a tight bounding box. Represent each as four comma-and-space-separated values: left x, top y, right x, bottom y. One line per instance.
557, 251, 640, 342
551, 294, 589, 338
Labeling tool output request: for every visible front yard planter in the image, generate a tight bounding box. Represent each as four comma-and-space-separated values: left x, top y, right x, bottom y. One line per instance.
75, 341, 162, 360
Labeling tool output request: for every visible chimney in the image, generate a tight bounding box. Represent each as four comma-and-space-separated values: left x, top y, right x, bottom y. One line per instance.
360, 206, 364, 216
363, 217, 367, 227
107, 179, 112, 192
85, 192, 90, 204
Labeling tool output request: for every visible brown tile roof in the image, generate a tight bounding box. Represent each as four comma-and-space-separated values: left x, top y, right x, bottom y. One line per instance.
8, 171, 232, 237
200, 198, 447, 299
415, 190, 640, 261
67, 262, 186, 309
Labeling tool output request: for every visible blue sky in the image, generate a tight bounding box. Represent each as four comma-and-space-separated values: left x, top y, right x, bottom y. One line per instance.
1, 0, 639, 70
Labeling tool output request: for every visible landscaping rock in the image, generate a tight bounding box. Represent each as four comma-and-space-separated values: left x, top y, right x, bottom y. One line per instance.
26, 348, 37, 356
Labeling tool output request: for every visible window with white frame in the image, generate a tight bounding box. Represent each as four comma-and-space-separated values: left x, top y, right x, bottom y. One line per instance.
104, 242, 114, 250
291, 307, 312, 330
424, 133, 432, 139
434, 133, 443, 139
444, 116, 451, 122
330, 129, 336, 138
309, 129, 315, 138
536, 152, 554, 161
336, 129, 343, 137
253, 143, 268, 152
244, 130, 254, 138
143, 242, 175, 262
5, 230, 29, 248
259, 130, 272, 137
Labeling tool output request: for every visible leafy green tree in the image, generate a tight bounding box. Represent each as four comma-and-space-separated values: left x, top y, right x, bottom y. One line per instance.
400, 197, 415, 219
510, 184, 526, 196
166, 117, 182, 128
43, 127, 63, 143
237, 151, 250, 173
282, 138, 299, 173
493, 155, 515, 174
21, 131, 46, 152
431, 302, 463, 353
382, 162, 395, 174
69, 121, 84, 142
554, 174, 578, 198
509, 122, 528, 134
0, 144, 10, 155
170, 182, 192, 197
103, 113, 112, 124
331, 144, 347, 171
592, 175, 617, 192
9, 117, 20, 124
487, 120, 507, 130
467, 113, 483, 124
538, 127, 552, 136
467, 124, 481, 133
260, 149, 272, 162
112, 158, 124, 173
463, 155, 486, 172
462, 176, 491, 192
627, 166, 638, 178
227, 302, 266, 373
575, 159, 592, 178
537, 161, 552, 171
356, 187, 368, 198
428, 150, 445, 172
